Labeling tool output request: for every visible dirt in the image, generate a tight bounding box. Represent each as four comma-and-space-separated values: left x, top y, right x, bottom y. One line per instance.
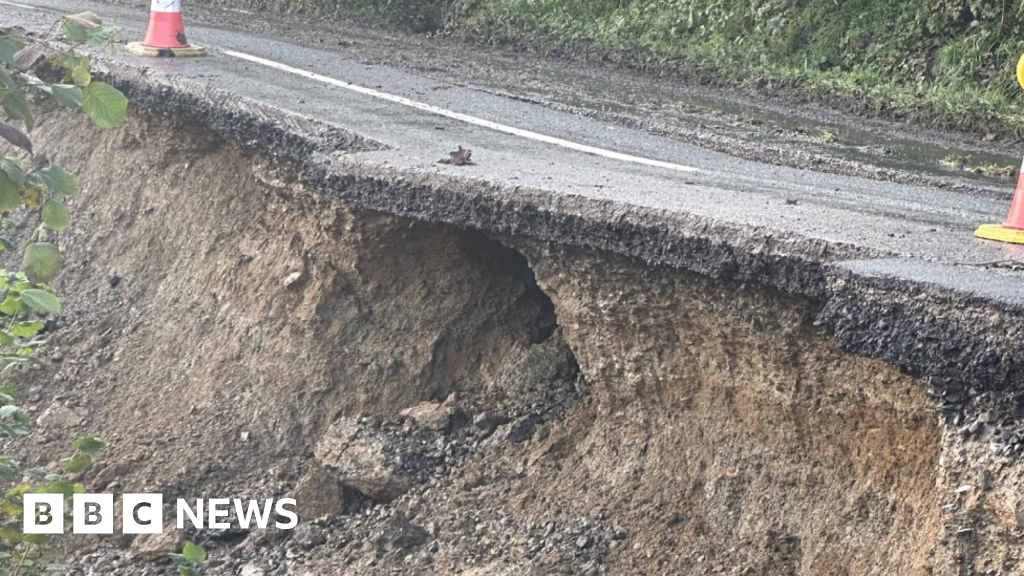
0, 103, 1000, 576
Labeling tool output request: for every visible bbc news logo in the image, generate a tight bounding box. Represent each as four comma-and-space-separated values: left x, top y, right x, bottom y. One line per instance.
24, 494, 298, 534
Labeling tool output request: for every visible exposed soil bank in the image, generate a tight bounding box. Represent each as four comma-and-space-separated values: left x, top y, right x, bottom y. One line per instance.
8, 97, 1010, 576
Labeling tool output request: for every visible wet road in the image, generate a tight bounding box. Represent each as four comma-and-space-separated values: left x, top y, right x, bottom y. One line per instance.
3, 0, 1024, 288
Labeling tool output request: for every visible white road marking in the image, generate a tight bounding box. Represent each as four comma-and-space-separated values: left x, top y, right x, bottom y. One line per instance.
224, 49, 699, 174
0, 1, 41, 10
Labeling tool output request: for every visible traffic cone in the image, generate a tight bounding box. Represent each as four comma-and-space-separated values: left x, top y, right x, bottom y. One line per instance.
975, 156, 1024, 244
126, 0, 206, 57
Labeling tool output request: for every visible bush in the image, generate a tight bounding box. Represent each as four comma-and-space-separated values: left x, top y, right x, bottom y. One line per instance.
0, 12, 125, 574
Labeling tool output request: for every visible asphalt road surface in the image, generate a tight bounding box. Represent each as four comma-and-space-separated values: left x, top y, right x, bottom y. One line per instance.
3, 0, 1024, 292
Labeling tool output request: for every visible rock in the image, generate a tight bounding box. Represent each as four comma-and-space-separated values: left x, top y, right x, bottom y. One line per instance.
461, 471, 489, 491
131, 528, 185, 562
293, 466, 348, 520
980, 468, 993, 491
576, 535, 592, 549
506, 416, 539, 443
315, 417, 411, 502
377, 513, 430, 555
473, 412, 511, 436
288, 523, 328, 551
240, 562, 266, 576
400, 402, 453, 431
37, 402, 83, 429
283, 270, 306, 289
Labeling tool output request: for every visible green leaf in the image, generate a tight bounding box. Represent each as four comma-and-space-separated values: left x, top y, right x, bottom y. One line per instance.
0, 239, 13, 251
0, 174, 19, 213
178, 566, 196, 576
0, 406, 27, 424
20, 71, 49, 89
0, 29, 25, 67
41, 201, 70, 231
1, 158, 24, 187
0, 527, 24, 541
168, 553, 188, 566
0, 294, 26, 316
70, 64, 90, 87
0, 333, 13, 347
85, 25, 121, 48
72, 437, 106, 454
59, 454, 90, 474
5, 483, 29, 498
21, 469, 47, 480
51, 85, 82, 109
50, 51, 88, 78
11, 322, 42, 337
0, 67, 13, 90
20, 184, 42, 208
82, 82, 126, 128
24, 244, 62, 284
1, 91, 32, 131
19, 290, 59, 314
37, 166, 77, 196
22, 534, 50, 545
35, 479, 73, 497
61, 12, 101, 43
182, 542, 206, 564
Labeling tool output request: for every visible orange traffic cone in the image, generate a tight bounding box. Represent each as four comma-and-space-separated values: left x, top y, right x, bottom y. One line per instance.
975, 156, 1024, 244
126, 0, 206, 57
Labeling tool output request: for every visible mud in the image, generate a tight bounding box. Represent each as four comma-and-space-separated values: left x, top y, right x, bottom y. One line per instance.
8, 96, 1018, 576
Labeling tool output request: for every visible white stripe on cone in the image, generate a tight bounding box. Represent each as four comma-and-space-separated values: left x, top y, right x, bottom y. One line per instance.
150, 0, 181, 14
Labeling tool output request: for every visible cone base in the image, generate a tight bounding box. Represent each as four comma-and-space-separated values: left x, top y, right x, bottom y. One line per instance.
126, 42, 207, 57
974, 224, 1024, 245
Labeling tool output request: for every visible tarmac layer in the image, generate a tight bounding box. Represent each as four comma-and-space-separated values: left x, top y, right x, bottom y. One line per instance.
3, 0, 1024, 390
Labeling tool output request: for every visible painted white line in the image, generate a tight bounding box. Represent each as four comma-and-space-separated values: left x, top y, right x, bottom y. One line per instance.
0, 0, 42, 10
224, 49, 699, 174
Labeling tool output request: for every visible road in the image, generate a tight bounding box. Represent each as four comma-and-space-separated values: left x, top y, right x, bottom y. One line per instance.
3, 0, 1024, 299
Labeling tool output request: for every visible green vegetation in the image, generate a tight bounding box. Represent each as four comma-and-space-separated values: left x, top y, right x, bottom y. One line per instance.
228, 0, 1024, 136
0, 12, 126, 575
170, 541, 208, 576
447, 0, 1024, 136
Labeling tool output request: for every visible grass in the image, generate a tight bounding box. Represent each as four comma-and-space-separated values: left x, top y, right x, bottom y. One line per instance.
195, 0, 1024, 138
445, 0, 1024, 137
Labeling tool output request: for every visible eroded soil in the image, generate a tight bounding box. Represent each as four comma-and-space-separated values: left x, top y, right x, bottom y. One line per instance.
6, 106, 1014, 576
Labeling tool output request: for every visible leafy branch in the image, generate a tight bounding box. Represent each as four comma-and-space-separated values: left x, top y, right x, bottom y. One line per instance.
0, 12, 126, 576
